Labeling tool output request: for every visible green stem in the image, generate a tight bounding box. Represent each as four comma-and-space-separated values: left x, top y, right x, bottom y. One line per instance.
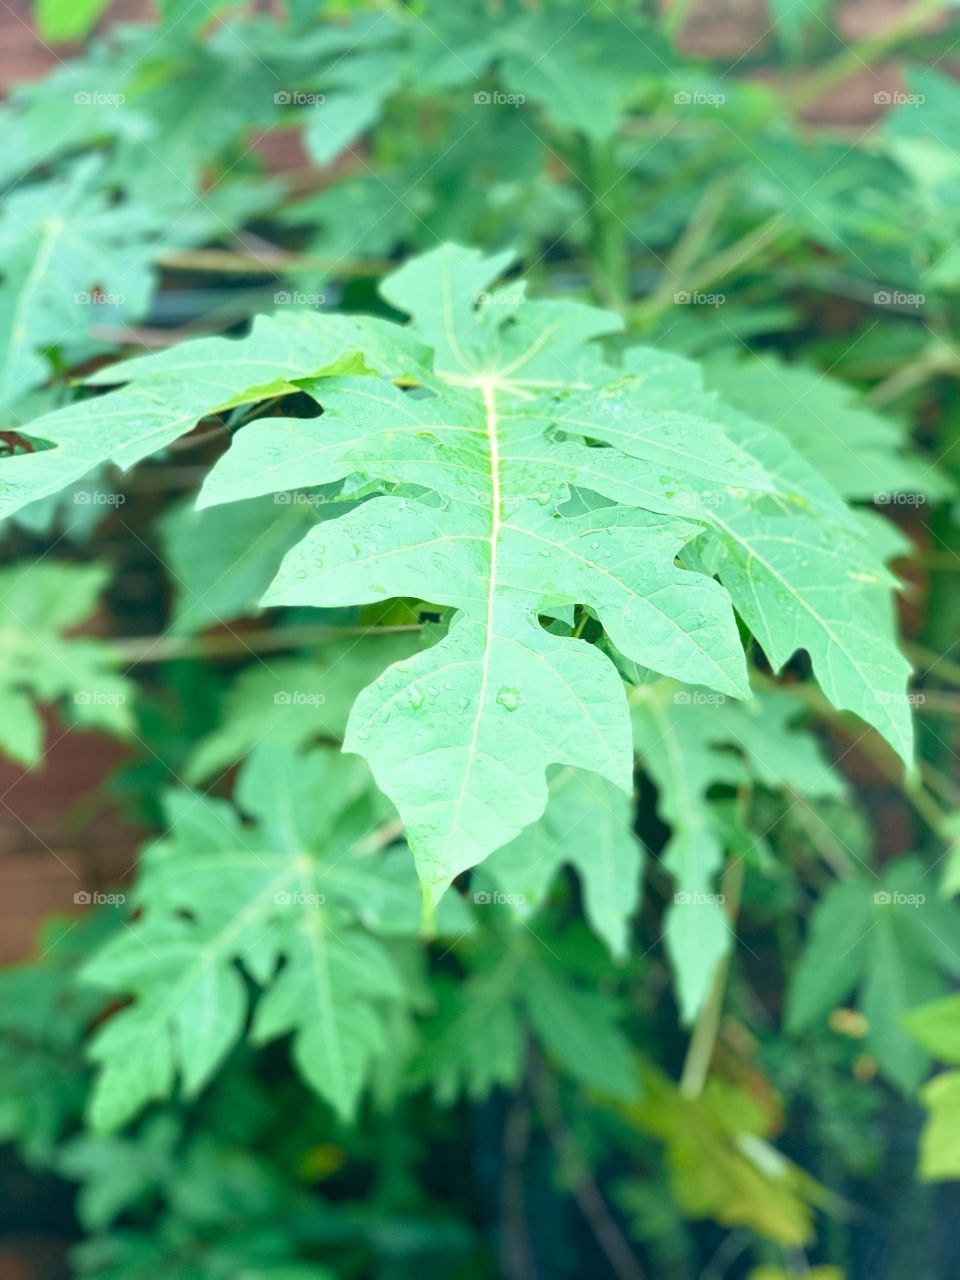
906, 642, 960, 686
662, 0, 695, 41
679, 855, 745, 1098
788, 792, 858, 880
867, 342, 960, 409
581, 139, 630, 313
109, 622, 422, 665
528, 1049, 646, 1280
633, 214, 786, 327
154, 247, 395, 278
788, 0, 949, 110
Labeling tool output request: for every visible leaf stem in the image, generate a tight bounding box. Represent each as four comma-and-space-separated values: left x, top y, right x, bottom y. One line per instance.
581, 139, 630, 313
528, 1049, 646, 1280
154, 247, 395, 278
679, 854, 745, 1098
633, 214, 786, 327
109, 622, 422, 665
786, 0, 948, 110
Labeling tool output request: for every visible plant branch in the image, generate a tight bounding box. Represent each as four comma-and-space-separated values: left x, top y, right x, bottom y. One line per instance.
679, 854, 746, 1098
109, 622, 422, 665
154, 247, 395, 278
528, 1050, 646, 1280
787, 0, 949, 110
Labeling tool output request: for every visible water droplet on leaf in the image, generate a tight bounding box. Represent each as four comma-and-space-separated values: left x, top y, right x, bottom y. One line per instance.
495, 686, 521, 712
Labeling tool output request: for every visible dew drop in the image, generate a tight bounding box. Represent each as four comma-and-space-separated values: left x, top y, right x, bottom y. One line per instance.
495, 686, 522, 712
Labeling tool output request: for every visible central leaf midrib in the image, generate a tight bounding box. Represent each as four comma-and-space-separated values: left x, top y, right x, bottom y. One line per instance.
437, 379, 502, 868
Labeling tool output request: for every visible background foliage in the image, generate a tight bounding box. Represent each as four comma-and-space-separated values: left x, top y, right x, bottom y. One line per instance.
3, 1, 960, 1277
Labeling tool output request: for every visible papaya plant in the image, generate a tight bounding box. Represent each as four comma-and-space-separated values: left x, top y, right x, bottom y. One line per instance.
3, 2, 960, 1278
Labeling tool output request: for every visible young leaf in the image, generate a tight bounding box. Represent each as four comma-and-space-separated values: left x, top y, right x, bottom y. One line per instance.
0, 561, 131, 765
82, 746, 426, 1129
787, 859, 960, 1091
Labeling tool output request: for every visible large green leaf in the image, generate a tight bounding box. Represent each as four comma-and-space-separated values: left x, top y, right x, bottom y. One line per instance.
247, 246, 779, 899
0, 313, 427, 516
82, 746, 435, 1129
0, 561, 131, 765
0, 164, 157, 413
4, 244, 915, 901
